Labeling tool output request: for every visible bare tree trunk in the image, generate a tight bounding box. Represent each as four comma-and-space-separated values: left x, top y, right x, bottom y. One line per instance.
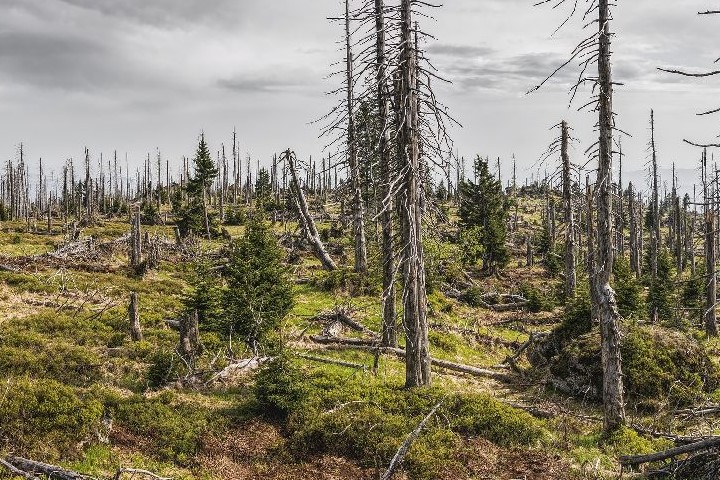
344, 0, 369, 274
628, 183, 640, 278
129, 292, 142, 342
129, 208, 142, 271
703, 149, 719, 336
399, 0, 431, 388
562, 120, 576, 299
286, 150, 337, 271
179, 310, 201, 364
650, 110, 660, 318
376, 0, 397, 348
596, 0, 626, 432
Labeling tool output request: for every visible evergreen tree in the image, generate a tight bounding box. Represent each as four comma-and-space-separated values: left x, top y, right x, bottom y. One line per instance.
222, 219, 294, 354
184, 132, 219, 239
647, 248, 676, 323
613, 256, 645, 319
458, 156, 510, 272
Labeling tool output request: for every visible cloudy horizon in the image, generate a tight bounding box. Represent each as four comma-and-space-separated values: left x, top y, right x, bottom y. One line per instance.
1, 0, 718, 193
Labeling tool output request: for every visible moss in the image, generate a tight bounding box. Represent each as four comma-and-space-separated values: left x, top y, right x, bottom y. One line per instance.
0, 377, 104, 458
282, 368, 549, 479
112, 392, 223, 464
544, 325, 720, 410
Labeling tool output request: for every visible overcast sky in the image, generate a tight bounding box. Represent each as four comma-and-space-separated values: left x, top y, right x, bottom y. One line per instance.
1, 0, 718, 191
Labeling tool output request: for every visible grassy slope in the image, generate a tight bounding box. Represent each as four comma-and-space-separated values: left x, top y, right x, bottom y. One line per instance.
0, 197, 715, 480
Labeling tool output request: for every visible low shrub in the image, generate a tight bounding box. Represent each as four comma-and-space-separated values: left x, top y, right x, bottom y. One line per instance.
112, 391, 219, 463
0, 377, 104, 457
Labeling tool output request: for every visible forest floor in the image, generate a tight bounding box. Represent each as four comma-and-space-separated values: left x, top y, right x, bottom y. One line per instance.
0, 196, 718, 480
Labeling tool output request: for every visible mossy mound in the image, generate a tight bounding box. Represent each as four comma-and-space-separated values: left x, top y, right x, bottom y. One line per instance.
532, 325, 719, 411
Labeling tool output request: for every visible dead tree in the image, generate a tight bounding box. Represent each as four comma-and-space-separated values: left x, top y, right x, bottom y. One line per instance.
179, 310, 201, 364
285, 150, 337, 271
649, 111, 661, 311
703, 149, 719, 336
561, 121, 577, 298
129, 292, 143, 342
398, 0, 431, 388
375, 0, 397, 347
595, 0, 626, 432
628, 182, 641, 278
532, 0, 626, 432
129, 207, 142, 271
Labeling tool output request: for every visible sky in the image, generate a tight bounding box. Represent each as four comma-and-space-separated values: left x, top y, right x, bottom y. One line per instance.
0, 0, 718, 193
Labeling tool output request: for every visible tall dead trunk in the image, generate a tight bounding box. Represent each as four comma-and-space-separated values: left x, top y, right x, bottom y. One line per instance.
286, 150, 337, 271
561, 121, 576, 298
399, 0, 431, 388
129, 292, 142, 342
376, 0, 397, 347
596, 0, 626, 432
344, 0, 369, 274
650, 110, 660, 284
628, 183, 641, 278
129, 208, 142, 271
703, 149, 719, 337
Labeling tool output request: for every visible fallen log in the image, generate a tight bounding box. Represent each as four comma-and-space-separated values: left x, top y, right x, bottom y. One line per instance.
380, 402, 443, 480
0, 458, 39, 480
296, 353, 367, 370
114, 468, 172, 480
619, 436, 720, 466
3, 457, 88, 480
312, 338, 510, 381
310, 335, 377, 346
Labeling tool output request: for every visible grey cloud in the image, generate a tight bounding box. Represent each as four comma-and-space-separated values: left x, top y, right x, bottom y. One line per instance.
55, 0, 245, 29
0, 31, 124, 91
441, 52, 575, 93
218, 72, 315, 94
427, 44, 496, 58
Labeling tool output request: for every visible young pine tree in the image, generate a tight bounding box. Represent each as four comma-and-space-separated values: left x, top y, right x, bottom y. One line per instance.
646, 248, 676, 324
458, 156, 510, 273
184, 133, 219, 238
223, 219, 294, 355
612, 256, 645, 319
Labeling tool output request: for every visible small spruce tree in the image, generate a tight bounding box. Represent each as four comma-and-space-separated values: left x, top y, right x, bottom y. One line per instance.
223, 219, 294, 354
458, 156, 510, 273
613, 256, 645, 319
182, 132, 219, 238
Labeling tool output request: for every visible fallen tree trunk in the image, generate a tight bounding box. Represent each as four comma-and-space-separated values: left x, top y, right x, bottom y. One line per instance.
380, 402, 443, 480
296, 353, 367, 370
3, 457, 88, 480
0, 458, 39, 480
619, 436, 720, 466
312, 338, 510, 381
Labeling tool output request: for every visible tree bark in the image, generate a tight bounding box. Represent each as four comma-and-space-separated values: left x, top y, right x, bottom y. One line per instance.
704, 149, 719, 336
562, 120, 576, 299
399, 0, 431, 388
596, 0, 626, 432
179, 310, 202, 363
344, 0, 369, 275
375, 0, 397, 348
129, 292, 142, 342
286, 150, 337, 271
